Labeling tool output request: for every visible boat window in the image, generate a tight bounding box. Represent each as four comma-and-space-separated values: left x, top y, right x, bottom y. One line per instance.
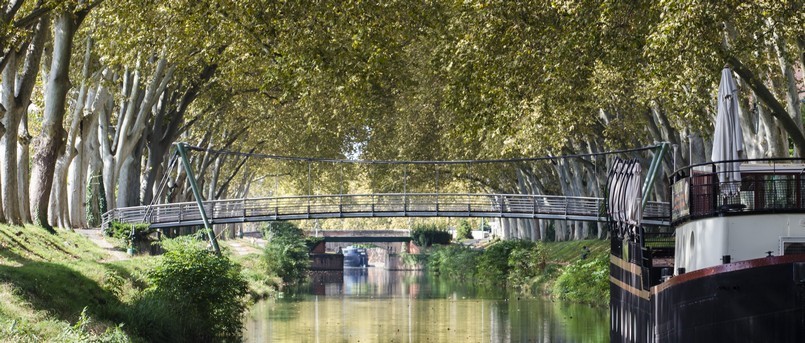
784, 243, 805, 255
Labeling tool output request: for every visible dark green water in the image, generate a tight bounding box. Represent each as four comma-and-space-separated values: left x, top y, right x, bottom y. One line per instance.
244, 268, 608, 342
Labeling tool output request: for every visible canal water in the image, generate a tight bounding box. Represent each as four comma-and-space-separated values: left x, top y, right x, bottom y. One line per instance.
244, 268, 608, 342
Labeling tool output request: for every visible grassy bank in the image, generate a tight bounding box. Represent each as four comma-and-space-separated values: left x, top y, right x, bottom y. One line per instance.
0, 225, 254, 342
545, 240, 610, 306
541, 239, 610, 264
0, 224, 145, 341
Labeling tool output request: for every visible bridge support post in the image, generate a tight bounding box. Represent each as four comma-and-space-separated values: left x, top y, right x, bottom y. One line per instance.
176, 142, 221, 256
641, 142, 670, 211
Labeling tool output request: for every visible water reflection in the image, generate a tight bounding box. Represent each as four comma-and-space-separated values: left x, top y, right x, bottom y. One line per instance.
244, 268, 608, 342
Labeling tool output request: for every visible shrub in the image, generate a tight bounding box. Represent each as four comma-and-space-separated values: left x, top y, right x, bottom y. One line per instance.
552, 254, 609, 305
304, 236, 325, 250
104, 222, 153, 245
427, 244, 480, 280
476, 240, 537, 285
456, 220, 473, 240
261, 221, 310, 286
56, 307, 130, 342
506, 242, 548, 291
133, 237, 248, 342
262, 221, 303, 240
401, 251, 429, 267
411, 224, 451, 246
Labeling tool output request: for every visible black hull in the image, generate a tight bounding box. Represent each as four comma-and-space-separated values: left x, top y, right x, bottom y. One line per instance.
611, 254, 805, 343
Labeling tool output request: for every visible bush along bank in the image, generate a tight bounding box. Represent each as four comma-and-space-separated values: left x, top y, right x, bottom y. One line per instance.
423, 239, 610, 306
552, 254, 609, 305
259, 221, 310, 289
129, 237, 249, 342
426, 240, 548, 291
0, 225, 251, 342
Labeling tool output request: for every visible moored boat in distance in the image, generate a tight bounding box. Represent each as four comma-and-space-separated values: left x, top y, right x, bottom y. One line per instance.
343, 246, 369, 268
610, 158, 805, 342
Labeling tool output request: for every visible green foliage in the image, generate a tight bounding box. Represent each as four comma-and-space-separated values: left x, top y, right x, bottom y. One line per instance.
56, 307, 131, 343
456, 220, 473, 240
102, 271, 126, 298
507, 243, 548, 292
476, 240, 538, 285
552, 254, 610, 306
411, 224, 451, 247
426, 244, 480, 280
424, 239, 609, 299
0, 225, 140, 341
425, 239, 548, 291
85, 174, 104, 228
540, 239, 609, 264
400, 252, 428, 267
261, 221, 310, 286
2, 307, 131, 343
304, 236, 325, 250
103, 222, 153, 245
262, 221, 303, 240
136, 237, 249, 342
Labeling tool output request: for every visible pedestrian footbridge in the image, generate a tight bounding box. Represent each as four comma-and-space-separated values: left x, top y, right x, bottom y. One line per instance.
101, 192, 670, 229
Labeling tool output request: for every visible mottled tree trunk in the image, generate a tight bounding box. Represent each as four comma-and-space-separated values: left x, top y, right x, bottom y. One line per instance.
208, 155, 224, 200
142, 63, 217, 205
0, 16, 47, 225
30, 11, 80, 229
84, 81, 107, 227
0, 51, 18, 225
117, 138, 145, 207
56, 36, 93, 228
17, 112, 31, 223
49, 156, 69, 228
771, 27, 802, 156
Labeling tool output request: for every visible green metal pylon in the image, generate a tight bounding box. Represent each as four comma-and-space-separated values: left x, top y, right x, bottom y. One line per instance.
175, 142, 221, 256
641, 142, 670, 211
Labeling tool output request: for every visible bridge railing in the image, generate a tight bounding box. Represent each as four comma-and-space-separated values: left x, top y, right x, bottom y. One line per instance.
101, 193, 670, 229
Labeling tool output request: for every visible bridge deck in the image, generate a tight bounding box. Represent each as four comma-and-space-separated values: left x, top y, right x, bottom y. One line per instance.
101, 193, 670, 229
321, 236, 411, 243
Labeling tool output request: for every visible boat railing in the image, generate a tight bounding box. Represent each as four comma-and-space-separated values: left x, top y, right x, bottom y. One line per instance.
643, 230, 675, 249
670, 158, 805, 224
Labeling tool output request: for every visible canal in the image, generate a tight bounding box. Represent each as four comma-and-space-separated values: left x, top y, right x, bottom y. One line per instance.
244, 268, 609, 342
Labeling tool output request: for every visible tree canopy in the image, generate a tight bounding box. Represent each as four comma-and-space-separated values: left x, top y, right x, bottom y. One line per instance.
0, 0, 802, 238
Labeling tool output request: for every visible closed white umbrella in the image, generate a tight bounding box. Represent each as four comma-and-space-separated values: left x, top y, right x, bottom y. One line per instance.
711, 67, 743, 196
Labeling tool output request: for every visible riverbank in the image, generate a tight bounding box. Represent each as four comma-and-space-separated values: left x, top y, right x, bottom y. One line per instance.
541, 239, 609, 306
0, 224, 258, 341
0, 224, 145, 341
426, 238, 610, 307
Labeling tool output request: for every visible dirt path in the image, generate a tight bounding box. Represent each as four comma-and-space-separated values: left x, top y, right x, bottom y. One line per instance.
74, 228, 265, 259
74, 229, 130, 262
225, 238, 264, 256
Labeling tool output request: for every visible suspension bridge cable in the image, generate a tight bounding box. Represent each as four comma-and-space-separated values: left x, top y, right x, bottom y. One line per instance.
142, 151, 180, 222
182, 144, 661, 165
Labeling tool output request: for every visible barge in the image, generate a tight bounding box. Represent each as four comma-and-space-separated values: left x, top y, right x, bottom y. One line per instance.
343, 246, 368, 268
609, 158, 805, 342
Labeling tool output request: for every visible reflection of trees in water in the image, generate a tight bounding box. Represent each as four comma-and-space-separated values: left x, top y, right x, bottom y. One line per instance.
249, 299, 301, 323
308, 271, 344, 295
245, 270, 609, 342
554, 301, 609, 341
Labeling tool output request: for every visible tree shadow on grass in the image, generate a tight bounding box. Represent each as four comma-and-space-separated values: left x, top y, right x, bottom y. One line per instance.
0, 229, 48, 263
100, 262, 150, 290
0, 251, 143, 338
